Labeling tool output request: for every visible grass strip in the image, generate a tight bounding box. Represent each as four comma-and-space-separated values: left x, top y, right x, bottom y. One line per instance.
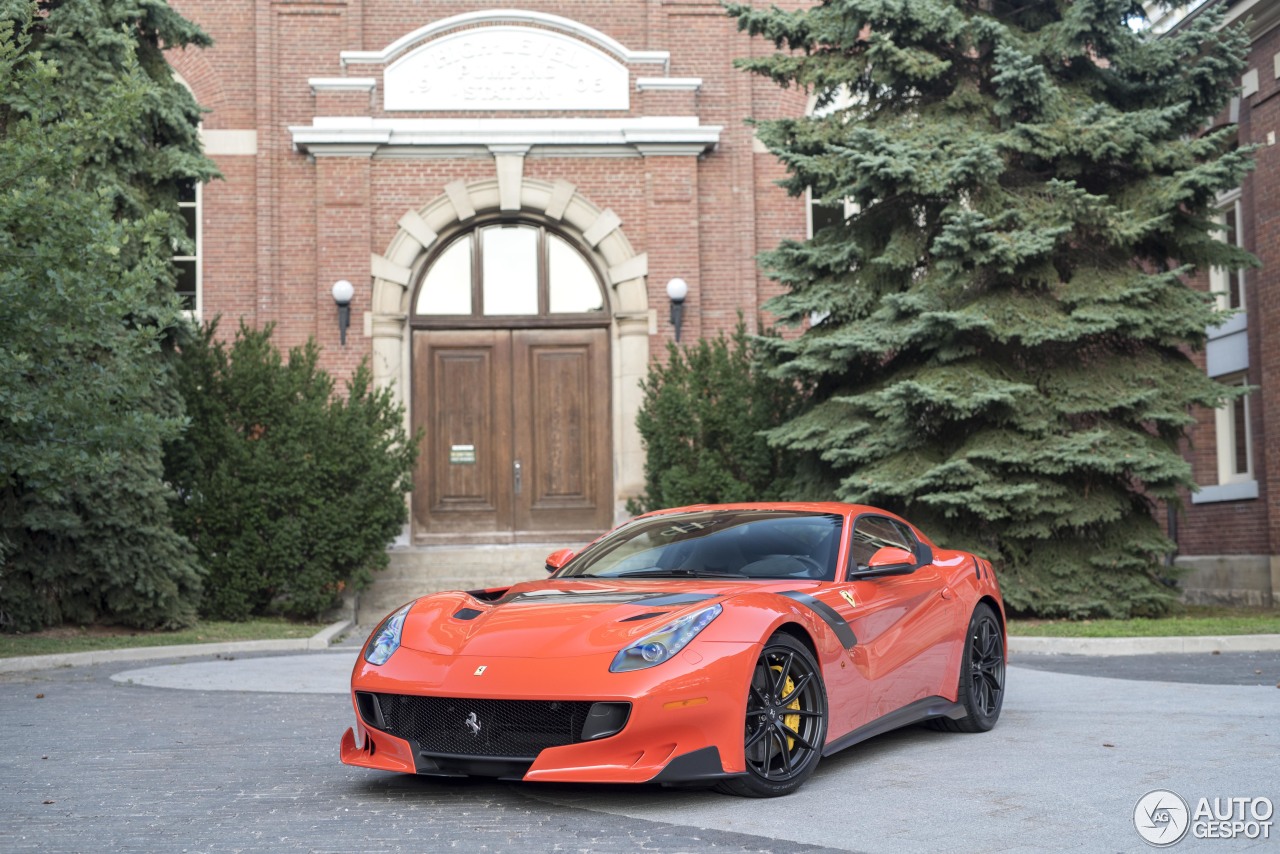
1009, 606, 1280, 638
0, 618, 327, 658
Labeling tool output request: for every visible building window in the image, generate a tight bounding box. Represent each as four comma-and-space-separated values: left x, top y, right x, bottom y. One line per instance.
174, 178, 201, 315
413, 222, 605, 320
1209, 192, 1244, 316
1214, 372, 1252, 486
807, 192, 845, 238
806, 191, 857, 328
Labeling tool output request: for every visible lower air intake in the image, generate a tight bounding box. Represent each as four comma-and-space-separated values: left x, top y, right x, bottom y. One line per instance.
372, 694, 598, 759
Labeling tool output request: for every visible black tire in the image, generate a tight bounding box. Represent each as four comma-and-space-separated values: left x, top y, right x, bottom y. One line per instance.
716, 633, 827, 797
935, 602, 1005, 733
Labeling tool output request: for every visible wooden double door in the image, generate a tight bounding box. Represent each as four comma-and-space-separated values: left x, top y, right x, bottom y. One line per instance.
411, 328, 612, 541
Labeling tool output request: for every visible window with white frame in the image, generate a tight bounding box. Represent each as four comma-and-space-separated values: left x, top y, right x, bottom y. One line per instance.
1214, 372, 1253, 486
1209, 191, 1245, 317
174, 177, 201, 315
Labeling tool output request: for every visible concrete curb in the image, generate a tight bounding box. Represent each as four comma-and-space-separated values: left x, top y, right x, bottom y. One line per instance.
0, 618, 353, 675
4, 623, 1277, 674
1010, 633, 1280, 657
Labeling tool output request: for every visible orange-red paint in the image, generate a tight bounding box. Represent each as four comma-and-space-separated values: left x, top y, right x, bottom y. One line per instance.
341, 502, 1006, 786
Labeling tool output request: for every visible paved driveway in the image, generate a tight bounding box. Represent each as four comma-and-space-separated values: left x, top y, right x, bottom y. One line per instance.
2, 650, 1276, 853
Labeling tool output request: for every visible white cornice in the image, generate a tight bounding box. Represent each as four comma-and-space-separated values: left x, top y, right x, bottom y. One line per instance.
636, 77, 703, 92
339, 9, 669, 68
309, 77, 377, 93
290, 116, 720, 158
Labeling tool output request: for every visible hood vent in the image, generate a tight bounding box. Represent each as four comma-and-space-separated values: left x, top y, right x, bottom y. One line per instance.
619, 611, 669, 623
453, 608, 484, 621
466, 588, 509, 602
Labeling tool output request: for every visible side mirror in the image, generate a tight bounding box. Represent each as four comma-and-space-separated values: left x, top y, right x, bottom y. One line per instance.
854, 546, 917, 578
545, 547, 575, 574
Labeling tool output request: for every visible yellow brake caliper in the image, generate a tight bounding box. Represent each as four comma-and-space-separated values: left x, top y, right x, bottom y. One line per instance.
770, 665, 802, 749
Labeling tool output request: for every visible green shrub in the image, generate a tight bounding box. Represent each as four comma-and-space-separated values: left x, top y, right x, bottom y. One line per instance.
164, 322, 417, 621
630, 320, 806, 513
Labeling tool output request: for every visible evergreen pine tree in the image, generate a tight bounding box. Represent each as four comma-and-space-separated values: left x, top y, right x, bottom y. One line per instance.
0, 1, 214, 630
728, 0, 1255, 617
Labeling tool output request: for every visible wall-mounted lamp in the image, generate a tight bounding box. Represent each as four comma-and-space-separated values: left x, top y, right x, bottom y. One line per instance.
332, 279, 354, 346
666, 277, 688, 342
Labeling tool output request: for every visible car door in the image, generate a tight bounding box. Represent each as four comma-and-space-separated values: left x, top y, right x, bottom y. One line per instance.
818, 514, 960, 720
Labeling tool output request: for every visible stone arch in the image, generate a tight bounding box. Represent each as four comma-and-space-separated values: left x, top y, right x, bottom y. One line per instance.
370, 174, 650, 523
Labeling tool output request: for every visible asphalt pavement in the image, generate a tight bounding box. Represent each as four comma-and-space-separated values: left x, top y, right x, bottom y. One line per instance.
2, 641, 1278, 854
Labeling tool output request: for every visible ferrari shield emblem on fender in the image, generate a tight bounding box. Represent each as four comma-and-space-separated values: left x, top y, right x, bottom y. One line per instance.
474, 665, 487, 675
840, 590, 857, 607
464, 712, 481, 736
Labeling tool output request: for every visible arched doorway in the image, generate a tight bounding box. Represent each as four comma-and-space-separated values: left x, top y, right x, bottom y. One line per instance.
410, 217, 613, 540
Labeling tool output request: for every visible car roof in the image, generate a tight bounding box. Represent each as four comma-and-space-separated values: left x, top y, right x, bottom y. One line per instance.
637, 501, 878, 518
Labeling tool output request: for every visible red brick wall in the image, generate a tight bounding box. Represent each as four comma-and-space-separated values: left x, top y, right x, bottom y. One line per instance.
1173, 21, 1278, 558
166, 0, 810, 366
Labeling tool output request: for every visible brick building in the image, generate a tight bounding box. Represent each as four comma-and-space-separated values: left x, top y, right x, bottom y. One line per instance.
1153, 0, 1280, 606
165, 0, 1278, 604
166, 1, 808, 546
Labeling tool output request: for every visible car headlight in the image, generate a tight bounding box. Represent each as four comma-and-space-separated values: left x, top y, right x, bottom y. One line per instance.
364, 603, 412, 666
610, 603, 722, 672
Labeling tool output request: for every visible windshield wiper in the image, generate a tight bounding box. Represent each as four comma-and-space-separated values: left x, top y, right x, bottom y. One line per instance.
612, 568, 748, 579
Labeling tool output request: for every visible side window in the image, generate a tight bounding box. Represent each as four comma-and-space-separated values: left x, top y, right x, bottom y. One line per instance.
848, 515, 916, 571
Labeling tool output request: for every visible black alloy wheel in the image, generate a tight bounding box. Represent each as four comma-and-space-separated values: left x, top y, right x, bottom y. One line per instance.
937, 602, 1005, 733
717, 633, 827, 797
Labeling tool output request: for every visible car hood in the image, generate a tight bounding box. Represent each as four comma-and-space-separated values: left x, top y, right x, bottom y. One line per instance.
397, 577, 799, 658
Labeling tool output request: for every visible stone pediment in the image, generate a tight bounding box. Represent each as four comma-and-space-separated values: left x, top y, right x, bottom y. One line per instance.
385, 26, 628, 112
339, 9, 670, 114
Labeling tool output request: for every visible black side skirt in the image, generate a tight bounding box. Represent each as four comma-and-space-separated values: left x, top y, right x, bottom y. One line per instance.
822, 696, 967, 757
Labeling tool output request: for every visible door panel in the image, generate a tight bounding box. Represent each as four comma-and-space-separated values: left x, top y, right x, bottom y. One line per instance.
844, 569, 957, 716
412, 328, 611, 538
818, 573, 956, 724
513, 329, 612, 532
412, 331, 512, 534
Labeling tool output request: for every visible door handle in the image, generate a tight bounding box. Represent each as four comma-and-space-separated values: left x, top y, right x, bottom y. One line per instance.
513, 459, 522, 495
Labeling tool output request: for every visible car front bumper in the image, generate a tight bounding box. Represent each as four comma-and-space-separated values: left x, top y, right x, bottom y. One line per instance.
340, 639, 760, 784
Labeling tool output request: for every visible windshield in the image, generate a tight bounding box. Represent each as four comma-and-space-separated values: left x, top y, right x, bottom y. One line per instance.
558, 510, 843, 581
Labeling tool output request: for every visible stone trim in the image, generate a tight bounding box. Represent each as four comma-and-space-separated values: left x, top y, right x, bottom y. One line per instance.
395, 211, 438, 251
308, 77, 377, 93
443, 180, 477, 221
636, 77, 703, 91
494, 152, 524, 211
289, 116, 721, 158
582, 209, 622, 247
1190, 480, 1260, 504
200, 129, 258, 156
339, 9, 670, 68
370, 168, 649, 523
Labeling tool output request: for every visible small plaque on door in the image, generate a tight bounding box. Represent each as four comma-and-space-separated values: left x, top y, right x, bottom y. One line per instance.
449, 444, 476, 465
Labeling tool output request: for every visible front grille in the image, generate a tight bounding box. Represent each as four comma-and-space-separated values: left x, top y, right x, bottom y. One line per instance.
373, 694, 596, 758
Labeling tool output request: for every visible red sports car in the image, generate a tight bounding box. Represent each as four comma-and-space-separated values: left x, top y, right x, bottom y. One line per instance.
341, 503, 1006, 797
